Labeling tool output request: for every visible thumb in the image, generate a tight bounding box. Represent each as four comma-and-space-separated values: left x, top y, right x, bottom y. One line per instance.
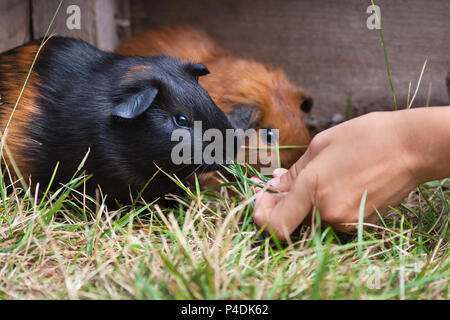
257, 169, 314, 240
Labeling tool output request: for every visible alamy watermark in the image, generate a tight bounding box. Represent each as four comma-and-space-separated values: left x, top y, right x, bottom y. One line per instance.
66, 5, 81, 30
366, 4, 381, 30
171, 122, 280, 175
363, 263, 424, 290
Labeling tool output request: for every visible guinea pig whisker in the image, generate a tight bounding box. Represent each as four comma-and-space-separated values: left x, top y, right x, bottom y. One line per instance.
192, 163, 204, 176
197, 164, 215, 176
173, 163, 203, 181
169, 159, 202, 178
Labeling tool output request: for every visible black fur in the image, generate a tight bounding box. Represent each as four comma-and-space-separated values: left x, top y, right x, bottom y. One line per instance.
12, 37, 235, 205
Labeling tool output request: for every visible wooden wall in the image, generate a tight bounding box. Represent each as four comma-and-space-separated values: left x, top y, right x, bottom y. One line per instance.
0, 0, 130, 53
0, 0, 30, 53
130, 0, 450, 130
32, 0, 130, 51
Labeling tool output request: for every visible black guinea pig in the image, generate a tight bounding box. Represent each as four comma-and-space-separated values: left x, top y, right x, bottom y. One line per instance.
0, 37, 235, 206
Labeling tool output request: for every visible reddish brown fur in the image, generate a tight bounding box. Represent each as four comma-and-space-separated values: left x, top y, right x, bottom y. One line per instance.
123, 65, 152, 79
117, 25, 225, 63
0, 44, 40, 179
117, 25, 311, 174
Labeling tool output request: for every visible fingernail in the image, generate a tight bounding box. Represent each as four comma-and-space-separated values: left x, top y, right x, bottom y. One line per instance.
268, 176, 280, 187
273, 168, 286, 176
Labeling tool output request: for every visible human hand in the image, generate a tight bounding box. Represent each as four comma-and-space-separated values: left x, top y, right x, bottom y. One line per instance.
252, 110, 435, 240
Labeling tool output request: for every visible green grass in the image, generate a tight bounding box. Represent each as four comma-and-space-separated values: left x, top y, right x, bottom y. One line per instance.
0, 164, 448, 299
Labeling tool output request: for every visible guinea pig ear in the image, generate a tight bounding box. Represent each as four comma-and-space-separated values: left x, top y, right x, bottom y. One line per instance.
111, 87, 158, 119
228, 104, 262, 129
186, 63, 210, 78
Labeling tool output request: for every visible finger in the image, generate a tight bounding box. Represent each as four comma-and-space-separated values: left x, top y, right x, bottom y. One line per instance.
331, 207, 384, 233
265, 168, 288, 189
250, 175, 281, 194
258, 170, 314, 240
250, 176, 263, 185
253, 191, 281, 227
250, 176, 263, 193
272, 168, 288, 178
270, 149, 313, 193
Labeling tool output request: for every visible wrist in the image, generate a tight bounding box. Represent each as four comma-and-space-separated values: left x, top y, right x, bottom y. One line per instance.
396, 107, 450, 184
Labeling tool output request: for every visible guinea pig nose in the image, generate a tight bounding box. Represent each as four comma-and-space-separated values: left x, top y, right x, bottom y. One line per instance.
300, 97, 313, 113
186, 63, 210, 77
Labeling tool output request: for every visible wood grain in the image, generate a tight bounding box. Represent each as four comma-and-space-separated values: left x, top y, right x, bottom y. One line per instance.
0, 0, 30, 53
32, 0, 129, 51
32, 0, 97, 45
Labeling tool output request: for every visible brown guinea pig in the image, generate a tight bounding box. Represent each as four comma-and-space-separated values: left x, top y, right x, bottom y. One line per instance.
117, 25, 313, 175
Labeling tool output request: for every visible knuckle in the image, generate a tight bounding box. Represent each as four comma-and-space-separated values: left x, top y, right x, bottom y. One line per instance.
308, 131, 328, 155
319, 202, 348, 225
321, 210, 344, 224
302, 166, 319, 195
288, 163, 300, 180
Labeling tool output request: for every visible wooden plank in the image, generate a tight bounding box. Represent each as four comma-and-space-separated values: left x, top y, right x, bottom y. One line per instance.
130, 0, 450, 130
115, 0, 131, 43
0, 0, 30, 53
95, 0, 119, 51
32, 0, 97, 45
32, 0, 128, 51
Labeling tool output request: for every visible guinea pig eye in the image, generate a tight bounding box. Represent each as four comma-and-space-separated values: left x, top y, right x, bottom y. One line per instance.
261, 128, 277, 146
174, 115, 190, 128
